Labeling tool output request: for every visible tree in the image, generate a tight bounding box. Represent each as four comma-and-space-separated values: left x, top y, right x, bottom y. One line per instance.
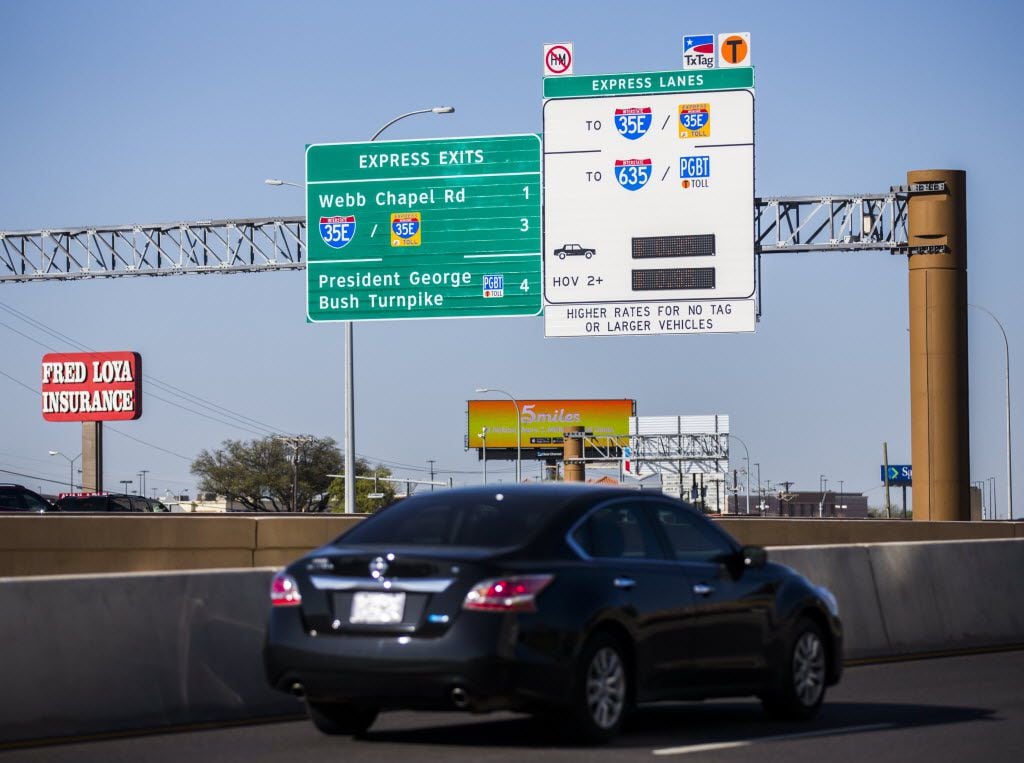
191, 435, 342, 512
327, 457, 398, 513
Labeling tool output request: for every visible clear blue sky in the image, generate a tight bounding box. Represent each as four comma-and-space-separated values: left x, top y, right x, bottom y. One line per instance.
1, 0, 1020, 514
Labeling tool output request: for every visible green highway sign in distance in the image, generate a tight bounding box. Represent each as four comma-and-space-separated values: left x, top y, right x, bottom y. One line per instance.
543, 67, 754, 99
306, 134, 542, 322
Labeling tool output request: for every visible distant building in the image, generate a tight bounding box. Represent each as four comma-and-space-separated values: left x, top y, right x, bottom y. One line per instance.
727, 491, 868, 519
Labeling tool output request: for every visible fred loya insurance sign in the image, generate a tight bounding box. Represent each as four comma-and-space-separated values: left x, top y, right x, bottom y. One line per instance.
41, 351, 142, 422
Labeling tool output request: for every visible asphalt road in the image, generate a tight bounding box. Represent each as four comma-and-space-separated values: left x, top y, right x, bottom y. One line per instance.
4, 650, 1022, 763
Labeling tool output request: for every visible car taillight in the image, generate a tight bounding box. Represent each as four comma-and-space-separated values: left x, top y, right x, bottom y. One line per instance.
270, 572, 302, 607
462, 574, 554, 612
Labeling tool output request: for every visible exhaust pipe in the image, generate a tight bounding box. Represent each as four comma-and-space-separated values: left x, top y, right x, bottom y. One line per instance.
290, 682, 306, 698
450, 686, 469, 709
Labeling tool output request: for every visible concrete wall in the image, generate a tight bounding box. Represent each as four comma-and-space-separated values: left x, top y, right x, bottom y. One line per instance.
769, 539, 1024, 660
0, 514, 367, 577
1, 538, 1022, 744
0, 569, 302, 744
1, 514, 1021, 577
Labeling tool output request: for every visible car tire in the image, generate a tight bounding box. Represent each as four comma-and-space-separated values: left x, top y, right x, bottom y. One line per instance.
761, 617, 827, 720
566, 632, 629, 744
306, 700, 379, 736
584, 250, 594, 258
558, 252, 566, 259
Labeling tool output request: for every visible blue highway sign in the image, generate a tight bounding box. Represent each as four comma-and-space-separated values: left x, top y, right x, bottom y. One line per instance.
881, 464, 912, 486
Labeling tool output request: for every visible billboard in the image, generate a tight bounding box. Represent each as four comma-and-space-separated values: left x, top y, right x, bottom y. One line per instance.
467, 399, 634, 450
41, 351, 142, 422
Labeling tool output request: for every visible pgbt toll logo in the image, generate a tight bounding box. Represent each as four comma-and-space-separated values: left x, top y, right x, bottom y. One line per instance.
683, 34, 715, 69
483, 274, 504, 298
680, 156, 711, 189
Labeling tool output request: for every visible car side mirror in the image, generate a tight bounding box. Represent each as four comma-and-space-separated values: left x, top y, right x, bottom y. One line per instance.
740, 546, 767, 570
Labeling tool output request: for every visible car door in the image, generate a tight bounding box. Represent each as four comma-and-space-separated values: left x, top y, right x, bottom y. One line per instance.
645, 500, 776, 691
569, 499, 697, 699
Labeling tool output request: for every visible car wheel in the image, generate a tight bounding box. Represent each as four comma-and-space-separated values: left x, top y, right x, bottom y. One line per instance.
567, 632, 629, 744
558, 252, 566, 259
306, 700, 379, 736
584, 250, 594, 258
762, 618, 827, 720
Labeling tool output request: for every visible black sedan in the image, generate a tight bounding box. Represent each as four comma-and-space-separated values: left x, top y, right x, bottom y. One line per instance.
263, 484, 842, 743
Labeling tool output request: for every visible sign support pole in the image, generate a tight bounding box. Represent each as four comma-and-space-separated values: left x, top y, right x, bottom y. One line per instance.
907, 170, 970, 521
82, 421, 103, 493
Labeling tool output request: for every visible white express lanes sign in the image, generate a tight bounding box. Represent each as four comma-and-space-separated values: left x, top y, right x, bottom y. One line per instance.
542, 70, 756, 337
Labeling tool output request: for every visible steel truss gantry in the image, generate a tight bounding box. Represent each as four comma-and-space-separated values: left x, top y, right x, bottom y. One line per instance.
0, 217, 306, 282
755, 188, 911, 254
1, 187, 926, 283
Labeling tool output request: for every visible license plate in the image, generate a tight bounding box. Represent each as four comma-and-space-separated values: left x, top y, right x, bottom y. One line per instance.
350, 592, 406, 624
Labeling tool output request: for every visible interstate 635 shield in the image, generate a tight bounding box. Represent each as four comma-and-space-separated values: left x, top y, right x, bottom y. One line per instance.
614, 158, 652, 191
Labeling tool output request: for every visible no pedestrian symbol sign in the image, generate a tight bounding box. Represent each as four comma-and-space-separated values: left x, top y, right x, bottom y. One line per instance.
544, 43, 573, 76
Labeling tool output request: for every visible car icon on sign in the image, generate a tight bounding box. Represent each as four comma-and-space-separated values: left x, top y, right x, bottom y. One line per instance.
554, 243, 596, 260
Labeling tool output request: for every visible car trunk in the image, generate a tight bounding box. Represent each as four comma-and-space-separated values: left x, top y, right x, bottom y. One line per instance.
296, 545, 508, 637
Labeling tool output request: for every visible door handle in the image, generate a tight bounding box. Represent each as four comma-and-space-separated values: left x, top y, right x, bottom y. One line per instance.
693, 583, 714, 596
614, 577, 636, 589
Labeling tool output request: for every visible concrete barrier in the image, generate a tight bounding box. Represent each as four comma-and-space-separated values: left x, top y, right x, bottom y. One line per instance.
0, 569, 301, 744
1, 514, 1021, 577
768, 539, 1024, 660
1, 539, 1022, 744
768, 545, 891, 660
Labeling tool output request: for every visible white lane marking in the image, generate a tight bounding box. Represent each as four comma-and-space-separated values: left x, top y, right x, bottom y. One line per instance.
652, 723, 895, 756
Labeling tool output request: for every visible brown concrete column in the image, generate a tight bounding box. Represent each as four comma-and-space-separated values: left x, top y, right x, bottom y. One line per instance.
907, 169, 969, 520
563, 426, 585, 483
82, 421, 103, 493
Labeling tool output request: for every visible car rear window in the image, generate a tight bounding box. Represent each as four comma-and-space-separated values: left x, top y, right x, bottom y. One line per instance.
339, 493, 557, 548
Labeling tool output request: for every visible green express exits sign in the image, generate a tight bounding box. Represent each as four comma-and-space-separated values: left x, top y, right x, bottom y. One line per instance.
306, 134, 542, 322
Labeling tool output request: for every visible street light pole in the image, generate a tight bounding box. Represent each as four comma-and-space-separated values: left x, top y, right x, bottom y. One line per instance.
48, 450, 81, 492
476, 387, 521, 482
338, 106, 455, 514
267, 106, 454, 514
479, 427, 488, 484
970, 304, 1013, 520
728, 434, 751, 515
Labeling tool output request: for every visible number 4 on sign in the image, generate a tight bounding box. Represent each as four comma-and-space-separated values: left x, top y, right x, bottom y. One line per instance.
520, 279, 530, 292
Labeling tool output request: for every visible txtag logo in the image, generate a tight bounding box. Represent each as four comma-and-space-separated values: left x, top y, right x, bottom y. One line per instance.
683, 34, 715, 70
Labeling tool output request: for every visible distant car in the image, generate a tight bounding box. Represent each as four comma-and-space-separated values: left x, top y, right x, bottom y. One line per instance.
263, 484, 842, 743
54, 493, 165, 513
554, 243, 595, 259
0, 484, 54, 512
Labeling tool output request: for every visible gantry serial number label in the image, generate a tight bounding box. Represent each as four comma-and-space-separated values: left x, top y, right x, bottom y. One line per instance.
306, 135, 541, 322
